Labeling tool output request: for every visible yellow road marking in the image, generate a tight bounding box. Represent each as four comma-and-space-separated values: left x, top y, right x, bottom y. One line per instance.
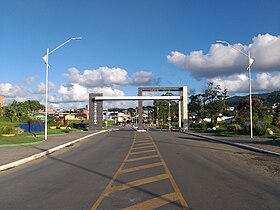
130, 149, 156, 155
147, 132, 189, 209
91, 131, 189, 210
134, 140, 153, 143
90, 133, 137, 210
123, 192, 179, 210
133, 142, 154, 146
109, 174, 169, 193
132, 145, 155, 150
135, 137, 150, 140
120, 162, 163, 174
125, 155, 159, 162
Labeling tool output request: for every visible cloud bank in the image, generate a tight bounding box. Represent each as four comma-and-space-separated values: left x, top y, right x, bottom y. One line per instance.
167, 33, 280, 93
64, 67, 160, 87
0, 65, 161, 108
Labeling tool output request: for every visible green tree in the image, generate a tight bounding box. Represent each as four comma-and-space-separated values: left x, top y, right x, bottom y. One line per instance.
0, 106, 4, 117
271, 106, 280, 128
153, 93, 178, 123
3, 100, 45, 122
23, 100, 45, 117
235, 97, 269, 123
202, 82, 228, 124
4, 105, 16, 122
188, 94, 205, 121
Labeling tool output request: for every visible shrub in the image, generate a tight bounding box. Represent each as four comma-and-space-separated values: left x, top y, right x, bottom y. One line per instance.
239, 124, 268, 136
190, 121, 206, 129
216, 123, 227, 129
14, 127, 24, 134
161, 124, 169, 129
206, 121, 215, 129
227, 124, 242, 132
171, 122, 179, 127
253, 124, 267, 136
0, 126, 16, 134
0, 117, 12, 122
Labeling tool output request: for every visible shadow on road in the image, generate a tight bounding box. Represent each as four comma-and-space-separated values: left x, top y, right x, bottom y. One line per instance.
154, 138, 240, 154
44, 154, 183, 209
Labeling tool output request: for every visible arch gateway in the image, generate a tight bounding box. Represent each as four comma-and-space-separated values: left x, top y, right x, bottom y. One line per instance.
89, 86, 188, 131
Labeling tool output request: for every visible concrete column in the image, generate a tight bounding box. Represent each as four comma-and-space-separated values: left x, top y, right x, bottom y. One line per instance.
178, 100, 181, 128
138, 89, 143, 129
89, 93, 103, 130
182, 86, 188, 130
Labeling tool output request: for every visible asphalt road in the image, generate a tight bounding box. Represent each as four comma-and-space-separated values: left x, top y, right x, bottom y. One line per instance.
0, 129, 279, 210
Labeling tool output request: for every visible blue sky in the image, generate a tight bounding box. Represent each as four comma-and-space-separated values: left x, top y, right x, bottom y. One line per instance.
1, 0, 280, 109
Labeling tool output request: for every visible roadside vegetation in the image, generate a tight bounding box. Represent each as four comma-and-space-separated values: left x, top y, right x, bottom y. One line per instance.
1, 84, 280, 144
0, 100, 89, 145
187, 82, 280, 142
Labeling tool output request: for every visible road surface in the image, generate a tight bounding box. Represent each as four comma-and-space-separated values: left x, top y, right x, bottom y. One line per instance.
0, 129, 279, 209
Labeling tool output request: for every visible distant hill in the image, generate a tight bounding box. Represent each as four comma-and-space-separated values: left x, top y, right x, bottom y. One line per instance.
226, 90, 280, 106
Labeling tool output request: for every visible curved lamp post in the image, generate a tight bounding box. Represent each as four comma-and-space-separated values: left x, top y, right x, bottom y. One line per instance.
156, 106, 159, 126
216, 40, 254, 138
168, 102, 171, 131
42, 37, 82, 140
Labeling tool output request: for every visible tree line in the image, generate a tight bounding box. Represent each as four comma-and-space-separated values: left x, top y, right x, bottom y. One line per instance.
0, 100, 45, 122
188, 82, 280, 131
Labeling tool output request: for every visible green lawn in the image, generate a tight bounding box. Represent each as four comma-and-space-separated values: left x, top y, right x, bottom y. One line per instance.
0, 132, 43, 145
0, 121, 22, 127
0, 128, 82, 145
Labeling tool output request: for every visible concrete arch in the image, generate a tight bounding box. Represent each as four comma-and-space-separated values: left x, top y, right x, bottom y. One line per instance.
89, 86, 188, 130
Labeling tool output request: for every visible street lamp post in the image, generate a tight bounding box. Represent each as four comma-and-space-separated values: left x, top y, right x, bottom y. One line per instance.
42, 37, 82, 140
216, 40, 254, 138
168, 102, 171, 131
156, 107, 159, 126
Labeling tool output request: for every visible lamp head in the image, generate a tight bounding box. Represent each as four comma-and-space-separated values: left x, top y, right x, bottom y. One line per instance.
72, 37, 82, 40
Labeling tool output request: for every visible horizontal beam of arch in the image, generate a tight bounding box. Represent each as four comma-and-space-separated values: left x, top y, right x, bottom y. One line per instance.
93, 96, 181, 101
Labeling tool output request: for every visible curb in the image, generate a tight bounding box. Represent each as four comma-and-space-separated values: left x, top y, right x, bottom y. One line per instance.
0, 130, 107, 172
184, 131, 280, 157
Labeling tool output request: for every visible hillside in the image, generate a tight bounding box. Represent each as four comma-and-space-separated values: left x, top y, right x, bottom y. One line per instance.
226, 90, 280, 106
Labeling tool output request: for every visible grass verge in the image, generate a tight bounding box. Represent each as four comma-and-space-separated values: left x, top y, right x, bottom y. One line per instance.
0, 128, 83, 145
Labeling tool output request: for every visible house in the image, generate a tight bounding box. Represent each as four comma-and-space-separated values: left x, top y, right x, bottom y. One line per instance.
38, 108, 55, 115
0, 96, 4, 107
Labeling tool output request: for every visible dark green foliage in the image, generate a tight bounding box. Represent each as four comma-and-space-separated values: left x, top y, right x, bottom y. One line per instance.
206, 121, 216, 129
235, 97, 269, 123
0, 126, 23, 135
238, 124, 267, 136
189, 121, 207, 129
153, 92, 178, 123
2, 100, 45, 122
227, 124, 242, 132
189, 82, 228, 125
272, 106, 280, 128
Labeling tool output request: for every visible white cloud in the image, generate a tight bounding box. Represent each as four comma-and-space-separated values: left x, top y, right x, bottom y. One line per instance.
64, 67, 159, 87
23, 76, 37, 85
255, 72, 280, 91
0, 83, 28, 97
89, 86, 125, 97
210, 72, 280, 93
167, 33, 280, 79
64, 67, 129, 87
131, 71, 160, 85
48, 83, 125, 103
34, 82, 56, 94
250, 34, 280, 70
210, 74, 249, 93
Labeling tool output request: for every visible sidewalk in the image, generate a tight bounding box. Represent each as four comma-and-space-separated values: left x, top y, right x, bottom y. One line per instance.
0, 131, 103, 167
187, 131, 280, 155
